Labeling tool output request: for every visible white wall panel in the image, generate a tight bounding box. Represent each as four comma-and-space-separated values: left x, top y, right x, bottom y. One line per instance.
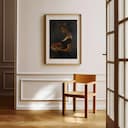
20, 79, 62, 101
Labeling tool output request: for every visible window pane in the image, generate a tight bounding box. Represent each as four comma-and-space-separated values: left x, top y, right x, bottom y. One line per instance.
125, 101, 128, 128
125, 21, 128, 58
107, 34, 114, 61
119, 23, 124, 58
109, 0, 114, 31
109, 92, 114, 120
118, 97, 124, 128
119, 0, 124, 21
107, 5, 110, 32
108, 64, 114, 90
107, 35, 110, 61
125, 62, 128, 99
107, 91, 110, 115
125, 0, 128, 18
109, 34, 114, 61
119, 62, 124, 96
107, 64, 110, 88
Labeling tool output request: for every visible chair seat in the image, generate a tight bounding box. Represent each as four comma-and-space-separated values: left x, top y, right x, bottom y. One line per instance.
64, 91, 96, 98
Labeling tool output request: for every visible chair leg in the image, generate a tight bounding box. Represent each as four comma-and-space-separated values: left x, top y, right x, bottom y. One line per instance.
93, 96, 96, 113
93, 83, 96, 113
73, 83, 76, 112
73, 97, 76, 112
62, 83, 66, 115
84, 85, 88, 118
62, 95, 66, 115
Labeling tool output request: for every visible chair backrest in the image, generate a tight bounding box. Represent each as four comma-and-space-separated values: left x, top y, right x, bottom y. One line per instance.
74, 74, 96, 83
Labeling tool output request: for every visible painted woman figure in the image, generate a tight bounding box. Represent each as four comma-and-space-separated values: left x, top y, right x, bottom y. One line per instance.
51, 24, 73, 58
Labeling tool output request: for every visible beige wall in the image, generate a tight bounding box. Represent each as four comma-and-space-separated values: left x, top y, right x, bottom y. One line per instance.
16, 0, 106, 110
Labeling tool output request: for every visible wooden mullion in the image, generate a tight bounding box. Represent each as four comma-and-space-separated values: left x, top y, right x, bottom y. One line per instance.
125, 99, 128, 102
118, 95, 128, 102
106, 0, 108, 125
107, 0, 112, 5
124, 8, 126, 126
119, 17, 128, 24
107, 31, 115, 35
107, 61, 115, 64
107, 88, 115, 93
118, 59, 128, 61
64, 94, 85, 98
114, 0, 119, 127
118, 94, 125, 99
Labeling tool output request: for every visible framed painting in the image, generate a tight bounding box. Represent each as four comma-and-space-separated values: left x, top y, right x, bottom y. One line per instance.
45, 14, 81, 64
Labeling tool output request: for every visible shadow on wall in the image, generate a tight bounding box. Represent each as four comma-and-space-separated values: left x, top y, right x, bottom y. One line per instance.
28, 84, 62, 110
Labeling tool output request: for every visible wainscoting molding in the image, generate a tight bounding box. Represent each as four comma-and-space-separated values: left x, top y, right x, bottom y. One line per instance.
2, 0, 15, 63
3, 71, 14, 90
16, 73, 106, 110
20, 79, 68, 101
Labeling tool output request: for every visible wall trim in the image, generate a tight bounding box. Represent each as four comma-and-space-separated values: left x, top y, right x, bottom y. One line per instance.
3, 71, 14, 90
20, 78, 70, 101
17, 72, 106, 76
2, 0, 15, 63
16, 0, 19, 73
19, 78, 106, 102
0, 92, 13, 96
16, 100, 106, 110
16, 74, 106, 110
17, 73, 106, 83
0, 66, 15, 69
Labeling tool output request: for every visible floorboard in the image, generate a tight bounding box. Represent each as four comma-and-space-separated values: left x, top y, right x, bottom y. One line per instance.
0, 110, 106, 128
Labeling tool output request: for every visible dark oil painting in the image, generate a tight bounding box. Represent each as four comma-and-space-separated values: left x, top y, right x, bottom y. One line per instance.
50, 20, 77, 59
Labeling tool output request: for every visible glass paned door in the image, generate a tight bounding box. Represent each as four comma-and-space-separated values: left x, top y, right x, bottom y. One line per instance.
107, 0, 128, 127
106, 0, 115, 127
118, 0, 128, 127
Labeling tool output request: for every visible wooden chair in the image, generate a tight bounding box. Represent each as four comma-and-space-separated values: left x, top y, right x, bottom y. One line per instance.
62, 74, 96, 118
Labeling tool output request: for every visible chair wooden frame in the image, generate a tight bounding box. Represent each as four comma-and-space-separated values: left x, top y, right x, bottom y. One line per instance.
62, 74, 96, 118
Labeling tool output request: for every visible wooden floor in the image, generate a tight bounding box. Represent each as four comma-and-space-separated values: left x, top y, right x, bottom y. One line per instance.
0, 110, 106, 128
